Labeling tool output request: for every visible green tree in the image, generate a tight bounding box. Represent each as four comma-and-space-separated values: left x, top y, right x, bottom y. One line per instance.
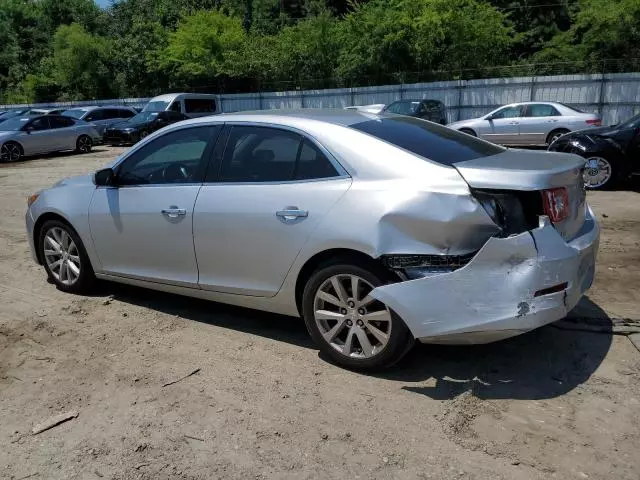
49, 23, 121, 100
153, 10, 247, 83
536, 0, 640, 71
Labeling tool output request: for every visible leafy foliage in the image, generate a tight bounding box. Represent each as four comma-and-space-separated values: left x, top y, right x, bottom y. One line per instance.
0, 0, 636, 103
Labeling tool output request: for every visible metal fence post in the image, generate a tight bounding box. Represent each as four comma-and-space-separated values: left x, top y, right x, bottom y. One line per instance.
530, 76, 537, 102
598, 68, 607, 117
457, 79, 464, 121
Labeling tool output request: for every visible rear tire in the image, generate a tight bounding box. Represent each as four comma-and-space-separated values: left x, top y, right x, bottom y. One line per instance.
76, 135, 92, 154
546, 129, 570, 146
39, 220, 95, 294
302, 262, 414, 371
0, 141, 23, 163
459, 128, 476, 137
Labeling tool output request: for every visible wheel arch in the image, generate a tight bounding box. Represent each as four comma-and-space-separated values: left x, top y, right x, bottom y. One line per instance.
294, 248, 391, 315
1, 139, 24, 155
33, 212, 79, 265
458, 127, 477, 136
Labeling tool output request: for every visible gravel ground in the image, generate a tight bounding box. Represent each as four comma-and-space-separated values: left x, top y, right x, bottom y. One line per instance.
1, 148, 639, 480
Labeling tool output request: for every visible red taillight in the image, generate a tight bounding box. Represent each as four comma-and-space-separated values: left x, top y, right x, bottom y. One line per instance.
586, 119, 601, 126
542, 187, 569, 222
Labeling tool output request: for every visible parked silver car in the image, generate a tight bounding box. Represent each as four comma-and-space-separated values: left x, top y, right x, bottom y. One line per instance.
0, 115, 101, 163
62, 106, 138, 136
25, 110, 599, 370
448, 102, 602, 146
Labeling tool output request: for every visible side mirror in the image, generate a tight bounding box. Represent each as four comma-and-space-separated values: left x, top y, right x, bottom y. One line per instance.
24, 125, 34, 134
94, 167, 116, 187
485, 114, 496, 121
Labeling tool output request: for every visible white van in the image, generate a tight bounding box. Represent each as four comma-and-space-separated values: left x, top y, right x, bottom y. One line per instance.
142, 93, 220, 118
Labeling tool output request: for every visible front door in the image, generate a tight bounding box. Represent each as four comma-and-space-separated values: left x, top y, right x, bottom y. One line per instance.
481, 105, 523, 145
20, 117, 57, 155
194, 125, 351, 297
48, 115, 78, 150
88, 125, 220, 287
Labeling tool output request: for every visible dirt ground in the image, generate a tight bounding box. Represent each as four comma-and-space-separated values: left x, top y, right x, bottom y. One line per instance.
1, 148, 639, 480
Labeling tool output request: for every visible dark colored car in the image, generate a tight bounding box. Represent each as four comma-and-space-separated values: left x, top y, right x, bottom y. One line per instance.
104, 110, 188, 145
382, 99, 447, 124
548, 113, 640, 189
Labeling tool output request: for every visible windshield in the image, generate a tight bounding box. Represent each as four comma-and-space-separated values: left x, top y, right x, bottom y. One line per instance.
616, 112, 640, 130
0, 117, 30, 131
129, 111, 159, 123
63, 109, 87, 119
350, 116, 505, 166
142, 101, 170, 112
386, 101, 419, 115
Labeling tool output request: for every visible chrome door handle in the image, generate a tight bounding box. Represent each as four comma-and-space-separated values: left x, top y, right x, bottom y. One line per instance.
276, 207, 308, 223
161, 206, 187, 218
509, 121, 520, 125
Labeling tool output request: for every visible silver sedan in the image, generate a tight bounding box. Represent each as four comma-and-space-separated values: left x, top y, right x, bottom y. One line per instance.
0, 115, 101, 163
448, 101, 601, 146
25, 110, 599, 370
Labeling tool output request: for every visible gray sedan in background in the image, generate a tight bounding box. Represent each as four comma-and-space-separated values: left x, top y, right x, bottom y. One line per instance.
0, 115, 101, 163
63, 106, 137, 136
25, 110, 598, 370
448, 101, 602, 146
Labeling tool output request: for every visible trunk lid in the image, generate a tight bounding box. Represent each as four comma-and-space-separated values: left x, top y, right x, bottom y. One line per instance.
454, 149, 587, 240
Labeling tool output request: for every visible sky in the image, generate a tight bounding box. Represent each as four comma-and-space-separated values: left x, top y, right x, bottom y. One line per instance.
95, 0, 110, 7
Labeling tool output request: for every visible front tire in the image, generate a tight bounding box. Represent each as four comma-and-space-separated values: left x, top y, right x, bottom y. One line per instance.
302, 263, 413, 370
39, 220, 95, 294
0, 142, 22, 163
76, 135, 92, 154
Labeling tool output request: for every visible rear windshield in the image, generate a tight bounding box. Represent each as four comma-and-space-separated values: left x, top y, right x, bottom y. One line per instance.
350, 116, 505, 165
63, 109, 87, 119
558, 103, 585, 113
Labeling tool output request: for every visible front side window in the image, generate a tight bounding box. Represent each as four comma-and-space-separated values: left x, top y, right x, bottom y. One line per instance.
490, 106, 523, 119
184, 98, 217, 114
169, 101, 182, 113
218, 126, 339, 183
526, 104, 560, 117
116, 126, 219, 186
119, 109, 135, 118
350, 116, 505, 166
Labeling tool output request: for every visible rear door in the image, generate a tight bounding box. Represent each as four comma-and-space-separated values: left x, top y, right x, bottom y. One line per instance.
48, 116, 78, 150
482, 105, 523, 145
194, 124, 351, 297
519, 103, 562, 145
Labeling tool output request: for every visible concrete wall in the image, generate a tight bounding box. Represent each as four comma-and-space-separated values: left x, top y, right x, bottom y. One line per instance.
3, 72, 640, 126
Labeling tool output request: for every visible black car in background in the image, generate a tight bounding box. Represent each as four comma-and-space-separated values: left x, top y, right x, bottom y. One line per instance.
382, 99, 447, 124
549, 112, 640, 189
104, 110, 188, 145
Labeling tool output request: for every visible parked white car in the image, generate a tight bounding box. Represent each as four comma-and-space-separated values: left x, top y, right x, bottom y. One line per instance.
448, 102, 601, 146
142, 93, 220, 118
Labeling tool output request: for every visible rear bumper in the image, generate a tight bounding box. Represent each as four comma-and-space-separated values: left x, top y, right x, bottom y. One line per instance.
370, 208, 600, 344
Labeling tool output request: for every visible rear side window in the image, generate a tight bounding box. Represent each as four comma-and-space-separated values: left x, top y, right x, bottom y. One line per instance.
526, 104, 560, 117
350, 117, 504, 166
218, 126, 339, 182
184, 98, 217, 114
49, 116, 75, 128
85, 110, 104, 121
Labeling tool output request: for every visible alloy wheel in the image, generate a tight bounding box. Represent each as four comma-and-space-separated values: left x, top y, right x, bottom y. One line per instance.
43, 227, 81, 286
77, 136, 92, 153
583, 157, 612, 189
0, 143, 21, 163
313, 274, 392, 359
